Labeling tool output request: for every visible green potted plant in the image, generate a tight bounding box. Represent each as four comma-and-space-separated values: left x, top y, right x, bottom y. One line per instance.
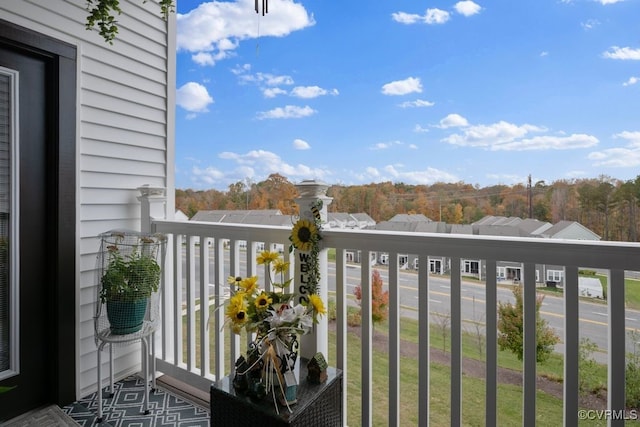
100, 236, 162, 335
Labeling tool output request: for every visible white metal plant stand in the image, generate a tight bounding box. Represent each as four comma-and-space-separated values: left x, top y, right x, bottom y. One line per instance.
93, 230, 166, 423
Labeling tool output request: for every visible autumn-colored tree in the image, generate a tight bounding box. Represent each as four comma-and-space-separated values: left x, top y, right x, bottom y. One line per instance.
354, 269, 389, 327
177, 174, 640, 243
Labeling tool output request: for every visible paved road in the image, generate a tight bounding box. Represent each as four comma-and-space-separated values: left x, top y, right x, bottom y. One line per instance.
183, 249, 638, 363
327, 263, 639, 363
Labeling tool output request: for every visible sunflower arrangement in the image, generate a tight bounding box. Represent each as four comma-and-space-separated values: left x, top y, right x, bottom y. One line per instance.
225, 250, 325, 337
225, 250, 326, 408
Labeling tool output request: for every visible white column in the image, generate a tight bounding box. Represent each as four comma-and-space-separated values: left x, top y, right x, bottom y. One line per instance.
294, 180, 332, 360
137, 185, 167, 233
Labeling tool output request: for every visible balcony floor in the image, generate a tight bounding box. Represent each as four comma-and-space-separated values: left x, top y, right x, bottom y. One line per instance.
61, 375, 210, 426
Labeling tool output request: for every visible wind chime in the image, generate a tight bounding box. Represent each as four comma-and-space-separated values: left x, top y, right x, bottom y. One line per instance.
256, 0, 269, 15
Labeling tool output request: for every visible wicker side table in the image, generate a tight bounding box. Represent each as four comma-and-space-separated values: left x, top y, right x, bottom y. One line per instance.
210, 363, 343, 427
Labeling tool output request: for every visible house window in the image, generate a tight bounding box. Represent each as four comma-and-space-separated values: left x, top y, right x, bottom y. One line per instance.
380, 254, 388, 265
497, 267, 506, 279
463, 260, 479, 274
346, 251, 354, 263
547, 270, 563, 282
429, 258, 442, 274
399, 255, 408, 268
0, 68, 18, 379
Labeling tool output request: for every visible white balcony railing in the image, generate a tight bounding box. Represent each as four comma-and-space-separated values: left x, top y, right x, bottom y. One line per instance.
150, 218, 640, 426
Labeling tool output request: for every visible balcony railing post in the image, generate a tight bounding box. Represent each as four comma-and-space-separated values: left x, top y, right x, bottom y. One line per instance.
295, 180, 332, 361
137, 185, 167, 233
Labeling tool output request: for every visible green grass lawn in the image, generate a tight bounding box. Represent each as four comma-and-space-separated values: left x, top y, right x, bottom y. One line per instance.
327, 315, 609, 426
186, 299, 611, 426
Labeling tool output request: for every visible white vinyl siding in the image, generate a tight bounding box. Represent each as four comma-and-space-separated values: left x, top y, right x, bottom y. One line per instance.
0, 0, 175, 399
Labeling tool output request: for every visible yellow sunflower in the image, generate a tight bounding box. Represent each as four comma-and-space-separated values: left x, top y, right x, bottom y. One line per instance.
226, 293, 248, 332
273, 258, 290, 274
291, 219, 318, 252
240, 276, 259, 295
254, 292, 272, 310
227, 275, 242, 285
308, 293, 326, 317
257, 250, 279, 265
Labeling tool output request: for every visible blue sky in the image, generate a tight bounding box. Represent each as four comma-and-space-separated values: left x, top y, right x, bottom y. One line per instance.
174, 0, 640, 191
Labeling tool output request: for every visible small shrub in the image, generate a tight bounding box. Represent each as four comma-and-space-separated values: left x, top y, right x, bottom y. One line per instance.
627, 330, 640, 408
497, 285, 560, 363
578, 338, 602, 396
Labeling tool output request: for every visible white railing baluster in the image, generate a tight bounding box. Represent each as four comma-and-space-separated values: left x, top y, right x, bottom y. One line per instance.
523, 262, 536, 427
229, 239, 240, 373
173, 233, 183, 366
361, 251, 372, 427
564, 266, 579, 427
418, 255, 430, 427
335, 248, 348, 421
388, 251, 400, 427
186, 236, 196, 371
485, 260, 497, 426
214, 237, 225, 381
609, 268, 626, 427
450, 257, 462, 426
199, 237, 210, 377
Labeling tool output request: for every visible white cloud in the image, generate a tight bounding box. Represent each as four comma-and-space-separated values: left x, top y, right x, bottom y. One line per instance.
263, 87, 288, 98
371, 141, 402, 150
408, 144, 418, 149
440, 118, 599, 151
603, 46, 640, 60
443, 120, 545, 147
176, 82, 214, 113
382, 165, 458, 184
454, 1, 482, 17
256, 105, 317, 119
382, 77, 423, 95
623, 76, 639, 86
489, 134, 599, 151
293, 139, 311, 150
598, 0, 624, 4
425, 8, 451, 24
290, 86, 339, 99
581, 19, 600, 30
391, 11, 423, 24
191, 165, 225, 185
177, 0, 315, 66
217, 149, 329, 182
588, 147, 640, 167
399, 99, 435, 108
615, 131, 640, 147
439, 113, 469, 128
392, 8, 450, 25
414, 124, 430, 133
239, 71, 295, 86
540, 51, 549, 57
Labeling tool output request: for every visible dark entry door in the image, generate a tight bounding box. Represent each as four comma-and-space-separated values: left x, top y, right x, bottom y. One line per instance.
0, 21, 76, 420
0, 41, 55, 420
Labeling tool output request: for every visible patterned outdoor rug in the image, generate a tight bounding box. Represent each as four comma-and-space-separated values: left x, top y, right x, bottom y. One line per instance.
61, 375, 209, 426
3, 404, 80, 427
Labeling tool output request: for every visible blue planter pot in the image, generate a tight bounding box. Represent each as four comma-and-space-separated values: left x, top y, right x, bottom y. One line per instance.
106, 299, 148, 335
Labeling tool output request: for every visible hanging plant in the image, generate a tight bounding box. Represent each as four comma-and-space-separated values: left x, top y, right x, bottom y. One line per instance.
85, 0, 175, 44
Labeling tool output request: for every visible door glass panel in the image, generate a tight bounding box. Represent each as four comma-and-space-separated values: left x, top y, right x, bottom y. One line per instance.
0, 69, 16, 376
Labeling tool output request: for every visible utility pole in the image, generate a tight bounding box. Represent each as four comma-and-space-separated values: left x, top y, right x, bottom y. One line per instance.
527, 174, 533, 218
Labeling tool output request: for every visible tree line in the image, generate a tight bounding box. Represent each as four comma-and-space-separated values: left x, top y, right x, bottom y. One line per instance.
176, 173, 640, 242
